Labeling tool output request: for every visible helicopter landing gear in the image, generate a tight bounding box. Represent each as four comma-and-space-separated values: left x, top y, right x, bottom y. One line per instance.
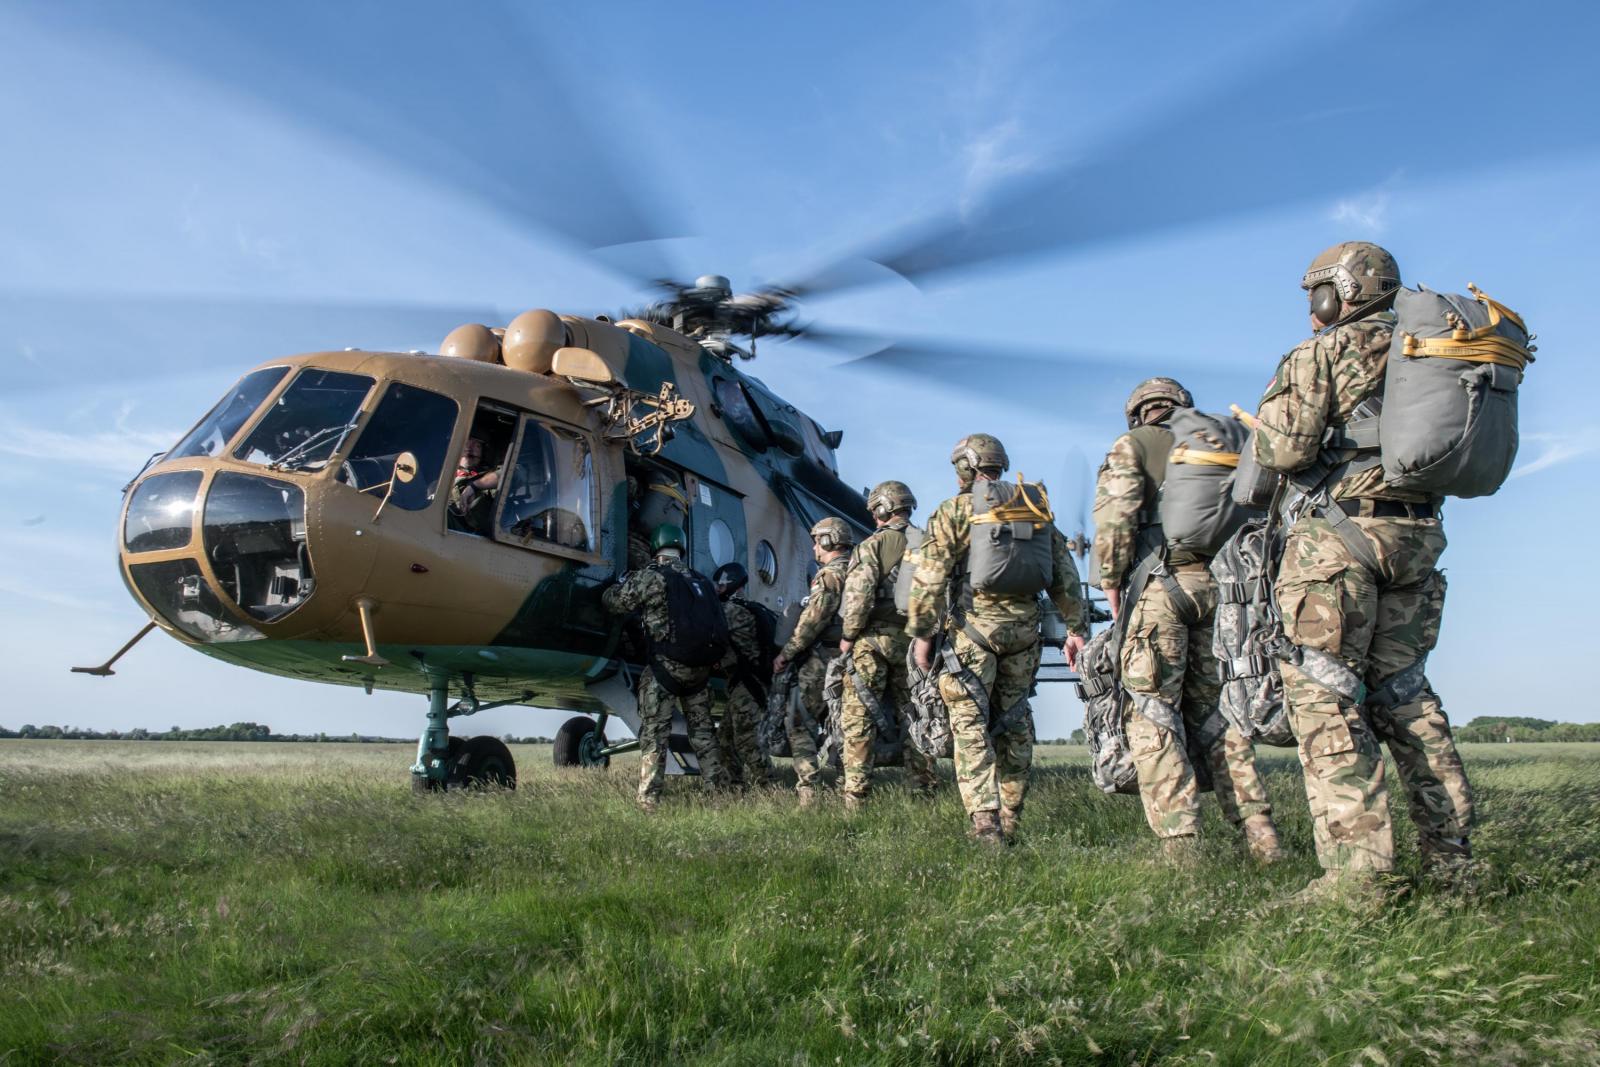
410, 673, 529, 791
553, 712, 637, 769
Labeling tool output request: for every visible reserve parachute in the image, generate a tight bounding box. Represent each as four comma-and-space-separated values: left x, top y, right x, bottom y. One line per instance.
651, 566, 729, 668
968, 478, 1054, 595
1158, 407, 1254, 556
1382, 283, 1534, 498
889, 524, 927, 614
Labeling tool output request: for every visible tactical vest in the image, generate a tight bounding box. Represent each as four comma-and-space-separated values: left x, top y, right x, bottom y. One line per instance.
867, 522, 911, 624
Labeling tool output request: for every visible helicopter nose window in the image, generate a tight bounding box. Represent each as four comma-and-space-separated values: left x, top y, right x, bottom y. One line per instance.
497, 419, 593, 552
127, 558, 262, 644
169, 366, 288, 460
336, 382, 458, 510
203, 472, 314, 622
234, 369, 374, 471
123, 470, 204, 552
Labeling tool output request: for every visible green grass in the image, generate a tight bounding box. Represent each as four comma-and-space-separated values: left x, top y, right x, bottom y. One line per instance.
2, 740, 1598, 1065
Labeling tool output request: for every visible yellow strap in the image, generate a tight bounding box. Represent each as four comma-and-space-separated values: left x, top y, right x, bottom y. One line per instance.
1170, 445, 1240, 468
970, 475, 1055, 525
1468, 282, 1528, 334
1402, 334, 1531, 370
1229, 403, 1259, 429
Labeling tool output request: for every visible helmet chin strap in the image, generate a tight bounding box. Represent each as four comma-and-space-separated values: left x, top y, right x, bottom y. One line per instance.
1316, 288, 1398, 332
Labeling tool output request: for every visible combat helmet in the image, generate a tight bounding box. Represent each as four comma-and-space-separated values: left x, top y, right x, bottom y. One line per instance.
650, 523, 687, 556
950, 434, 1009, 487
713, 561, 748, 599
866, 479, 917, 520
810, 516, 855, 552
1124, 377, 1193, 429
1302, 241, 1401, 323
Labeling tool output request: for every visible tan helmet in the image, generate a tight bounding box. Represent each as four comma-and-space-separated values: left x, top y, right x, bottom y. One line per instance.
810, 516, 855, 552
1301, 241, 1401, 304
950, 433, 1009, 486
866, 479, 917, 520
1124, 377, 1193, 429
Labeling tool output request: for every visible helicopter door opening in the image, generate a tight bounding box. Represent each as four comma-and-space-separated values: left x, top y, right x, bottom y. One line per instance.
493, 415, 595, 555
682, 472, 746, 581
448, 402, 519, 536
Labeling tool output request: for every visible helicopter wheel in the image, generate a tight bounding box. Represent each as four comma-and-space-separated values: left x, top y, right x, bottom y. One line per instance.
554, 716, 609, 769
411, 736, 516, 791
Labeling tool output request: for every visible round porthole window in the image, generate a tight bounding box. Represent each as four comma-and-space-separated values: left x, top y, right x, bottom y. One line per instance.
756, 540, 779, 585
708, 518, 736, 566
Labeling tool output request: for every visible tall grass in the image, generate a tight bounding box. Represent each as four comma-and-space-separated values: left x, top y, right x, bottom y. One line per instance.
2, 741, 1597, 1064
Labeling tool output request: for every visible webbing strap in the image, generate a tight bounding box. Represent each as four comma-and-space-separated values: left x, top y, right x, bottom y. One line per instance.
847, 658, 898, 736
1313, 497, 1382, 574
1170, 445, 1240, 468
1366, 656, 1428, 713
939, 642, 991, 720
1158, 571, 1202, 628
1280, 646, 1367, 704
1129, 692, 1183, 737
989, 696, 1033, 738
1399, 336, 1530, 369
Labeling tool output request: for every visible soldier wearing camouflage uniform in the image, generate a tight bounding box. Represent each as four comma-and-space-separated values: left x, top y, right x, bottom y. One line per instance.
713, 561, 773, 789
1254, 241, 1474, 891
838, 480, 938, 809
1094, 378, 1284, 863
908, 434, 1089, 844
602, 524, 729, 811
773, 517, 853, 807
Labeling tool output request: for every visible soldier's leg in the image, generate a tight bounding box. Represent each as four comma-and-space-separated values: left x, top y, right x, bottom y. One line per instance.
729, 686, 772, 786
680, 681, 728, 790
1181, 575, 1272, 831
881, 632, 937, 789
937, 629, 1001, 817
1121, 582, 1203, 840
787, 656, 824, 793
1277, 519, 1393, 873
839, 665, 874, 803
716, 694, 743, 787
635, 673, 673, 808
989, 623, 1042, 827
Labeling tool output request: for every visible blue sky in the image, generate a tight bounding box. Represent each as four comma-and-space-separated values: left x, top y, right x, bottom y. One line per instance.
2, 0, 1596, 741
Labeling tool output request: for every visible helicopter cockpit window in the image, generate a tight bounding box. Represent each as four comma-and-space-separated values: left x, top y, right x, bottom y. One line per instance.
497, 419, 593, 552
712, 377, 770, 452
234, 369, 374, 472
336, 382, 458, 511
169, 366, 288, 460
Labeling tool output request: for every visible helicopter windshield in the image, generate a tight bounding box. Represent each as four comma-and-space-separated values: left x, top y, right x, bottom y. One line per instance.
168, 366, 289, 460
498, 419, 593, 552
336, 381, 458, 510
234, 369, 374, 471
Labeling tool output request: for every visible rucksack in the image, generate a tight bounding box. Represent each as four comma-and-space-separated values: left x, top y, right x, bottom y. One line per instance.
735, 596, 781, 684
1076, 629, 1138, 794
968, 479, 1054, 596
1381, 284, 1534, 498
891, 524, 927, 613
1158, 407, 1255, 556
651, 565, 729, 668
1209, 518, 1294, 747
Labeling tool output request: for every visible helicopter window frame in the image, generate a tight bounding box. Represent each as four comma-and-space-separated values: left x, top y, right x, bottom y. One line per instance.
490, 412, 601, 563
167, 365, 292, 462
336, 380, 460, 512
232, 368, 377, 472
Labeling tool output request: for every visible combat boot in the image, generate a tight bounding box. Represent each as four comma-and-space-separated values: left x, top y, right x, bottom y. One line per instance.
999, 807, 1022, 839
1294, 869, 1402, 913
1242, 814, 1287, 864
796, 785, 817, 810
1161, 834, 1202, 868
637, 795, 659, 815
969, 810, 1004, 848
842, 792, 866, 815
1419, 835, 1476, 890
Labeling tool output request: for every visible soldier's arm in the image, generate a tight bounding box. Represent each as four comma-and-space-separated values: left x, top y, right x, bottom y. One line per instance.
726, 603, 763, 666
838, 540, 883, 641
601, 571, 644, 615
1090, 434, 1145, 592
781, 575, 836, 660
1253, 337, 1334, 473
1047, 527, 1089, 638
906, 499, 963, 638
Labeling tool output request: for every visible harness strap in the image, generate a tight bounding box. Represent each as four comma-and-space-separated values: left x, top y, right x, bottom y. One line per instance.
846, 657, 898, 737
1157, 570, 1202, 628
1278, 645, 1367, 705
1366, 656, 1428, 714
939, 641, 991, 721
1129, 692, 1183, 737
988, 696, 1033, 738
648, 656, 691, 698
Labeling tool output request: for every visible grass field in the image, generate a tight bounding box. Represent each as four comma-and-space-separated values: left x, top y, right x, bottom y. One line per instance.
2, 740, 1598, 1065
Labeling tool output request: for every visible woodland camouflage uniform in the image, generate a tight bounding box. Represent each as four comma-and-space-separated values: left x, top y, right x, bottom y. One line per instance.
907, 489, 1087, 830
1093, 424, 1275, 846
780, 556, 849, 795
602, 558, 728, 807
717, 596, 772, 787
840, 519, 938, 801
1255, 310, 1473, 874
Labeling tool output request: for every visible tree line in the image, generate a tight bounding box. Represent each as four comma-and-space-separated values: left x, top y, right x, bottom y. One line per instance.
0, 722, 554, 744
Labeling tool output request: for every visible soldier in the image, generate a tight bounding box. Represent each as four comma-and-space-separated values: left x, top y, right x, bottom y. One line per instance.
1094, 378, 1284, 863
908, 434, 1088, 844
626, 468, 689, 571
772, 517, 853, 807
602, 523, 729, 811
713, 561, 773, 789
1253, 241, 1474, 895
838, 480, 938, 809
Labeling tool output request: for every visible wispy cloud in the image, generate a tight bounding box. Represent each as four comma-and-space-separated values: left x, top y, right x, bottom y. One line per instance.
0, 405, 178, 476
1511, 427, 1600, 480
1330, 190, 1391, 234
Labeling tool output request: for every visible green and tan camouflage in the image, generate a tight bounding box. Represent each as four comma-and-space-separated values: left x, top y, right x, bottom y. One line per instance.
1091, 426, 1170, 590
1122, 377, 1193, 430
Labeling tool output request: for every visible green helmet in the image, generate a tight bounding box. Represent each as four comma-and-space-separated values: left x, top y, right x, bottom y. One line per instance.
866, 479, 917, 520
1301, 241, 1401, 304
950, 433, 1009, 485
810, 516, 854, 552
1124, 377, 1193, 429
650, 523, 687, 555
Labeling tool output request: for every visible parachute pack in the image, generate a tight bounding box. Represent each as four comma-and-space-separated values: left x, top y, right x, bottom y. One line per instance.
651, 565, 729, 669
1075, 629, 1138, 795
1158, 407, 1254, 557
1209, 519, 1294, 747
968, 478, 1055, 596
904, 639, 954, 758
888, 524, 927, 615
737, 597, 781, 683
1382, 284, 1534, 498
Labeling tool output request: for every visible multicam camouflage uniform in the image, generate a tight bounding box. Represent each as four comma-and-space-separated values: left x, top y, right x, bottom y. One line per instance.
907, 491, 1086, 827
780, 556, 848, 793
602, 558, 728, 806
1255, 309, 1473, 872
839, 520, 937, 801
1093, 427, 1274, 842
717, 596, 773, 787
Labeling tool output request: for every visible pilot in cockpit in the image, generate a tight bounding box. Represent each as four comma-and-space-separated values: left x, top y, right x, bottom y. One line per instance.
449, 437, 500, 533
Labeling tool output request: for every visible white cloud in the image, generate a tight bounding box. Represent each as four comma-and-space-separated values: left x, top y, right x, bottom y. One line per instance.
1510, 427, 1600, 480
1330, 190, 1391, 233
0, 405, 178, 476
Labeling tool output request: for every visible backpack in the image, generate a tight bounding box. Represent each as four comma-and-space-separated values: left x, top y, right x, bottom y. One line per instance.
1231, 424, 1279, 509
735, 596, 781, 684
1157, 407, 1255, 557
1076, 629, 1138, 794
1381, 284, 1534, 498
968, 479, 1055, 596
1209, 519, 1294, 747
891, 524, 927, 613
651, 565, 729, 668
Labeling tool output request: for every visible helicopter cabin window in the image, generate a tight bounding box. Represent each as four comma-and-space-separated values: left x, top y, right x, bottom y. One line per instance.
233, 369, 375, 472
496, 418, 594, 553
756, 540, 779, 586
169, 366, 289, 460
448, 403, 520, 535
336, 382, 458, 511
